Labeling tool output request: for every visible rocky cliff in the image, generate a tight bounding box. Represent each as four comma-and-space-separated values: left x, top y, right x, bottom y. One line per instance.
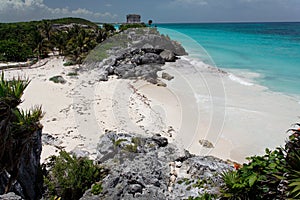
0, 129, 43, 200
80, 132, 232, 200
84, 28, 187, 85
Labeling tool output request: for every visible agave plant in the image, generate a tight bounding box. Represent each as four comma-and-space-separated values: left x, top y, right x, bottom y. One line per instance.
0, 72, 30, 109
0, 73, 43, 194
285, 124, 300, 198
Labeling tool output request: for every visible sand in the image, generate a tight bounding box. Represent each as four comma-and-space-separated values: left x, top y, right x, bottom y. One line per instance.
4, 56, 300, 163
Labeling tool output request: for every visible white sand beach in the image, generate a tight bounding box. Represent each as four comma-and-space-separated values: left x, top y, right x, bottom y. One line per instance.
4, 56, 300, 163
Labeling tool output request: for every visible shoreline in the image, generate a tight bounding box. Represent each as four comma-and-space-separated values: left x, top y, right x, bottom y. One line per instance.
163, 57, 300, 162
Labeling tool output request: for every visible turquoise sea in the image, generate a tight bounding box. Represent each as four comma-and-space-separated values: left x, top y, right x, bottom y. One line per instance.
157, 23, 300, 98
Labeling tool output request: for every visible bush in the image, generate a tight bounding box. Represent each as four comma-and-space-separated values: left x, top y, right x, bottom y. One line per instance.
67, 72, 78, 76
103, 23, 116, 32
220, 124, 300, 199
285, 127, 300, 198
63, 61, 75, 66
0, 39, 32, 62
119, 23, 146, 31
43, 151, 108, 200
91, 183, 103, 195
221, 148, 286, 199
49, 75, 66, 84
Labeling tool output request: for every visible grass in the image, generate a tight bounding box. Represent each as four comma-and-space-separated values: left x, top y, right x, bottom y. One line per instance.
113, 138, 128, 147
124, 144, 138, 153
67, 72, 78, 76
84, 34, 129, 63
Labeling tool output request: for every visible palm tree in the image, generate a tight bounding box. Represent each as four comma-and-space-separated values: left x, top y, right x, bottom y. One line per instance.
39, 20, 52, 41
51, 31, 68, 55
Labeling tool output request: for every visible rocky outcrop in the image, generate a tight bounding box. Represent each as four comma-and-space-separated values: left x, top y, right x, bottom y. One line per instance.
0, 129, 43, 200
160, 50, 176, 62
80, 132, 232, 200
84, 28, 187, 83
0, 192, 23, 200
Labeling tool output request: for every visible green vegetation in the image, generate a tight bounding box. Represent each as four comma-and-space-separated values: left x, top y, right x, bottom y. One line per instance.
124, 144, 138, 153
63, 61, 75, 66
91, 183, 103, 195
102, 23, 116, 32
123, 137, 142, 153
220, 125, 300, 199
43, 151, 108, 200
187, 193, 217, 200
50, 17, 98, 28
0, 17, 116, 63
49, 75, 66, 84
113, 138, 128, 147
0, 73, 43, 193
66, 72, 78, 76
0, 40, 32, 62
119, 23, 147, 31
221, 147, 286, 199
85, 34, 129, 63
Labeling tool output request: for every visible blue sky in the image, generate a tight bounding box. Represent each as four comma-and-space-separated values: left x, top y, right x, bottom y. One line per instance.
0, 0, 299, 23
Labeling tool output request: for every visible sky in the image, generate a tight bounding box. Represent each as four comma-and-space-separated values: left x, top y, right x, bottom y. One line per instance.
0, 0, 299, 23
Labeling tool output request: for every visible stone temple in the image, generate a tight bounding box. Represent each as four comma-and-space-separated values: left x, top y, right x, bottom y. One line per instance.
126, 14, 141, 24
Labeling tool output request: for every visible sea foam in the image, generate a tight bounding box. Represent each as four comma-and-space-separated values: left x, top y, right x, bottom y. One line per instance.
228, 73, 253, 86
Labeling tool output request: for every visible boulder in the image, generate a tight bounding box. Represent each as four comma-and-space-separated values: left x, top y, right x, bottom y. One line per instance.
199, 139, 214, 148
156, 80, 167, 87
139, 53, 165, 65
162, 72, 174, 81
151, 134, 168, 147
160, 50, 176, 62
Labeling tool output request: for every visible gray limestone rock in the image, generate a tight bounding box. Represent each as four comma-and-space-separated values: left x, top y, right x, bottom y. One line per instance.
0, 192, 23, 200
162, 72, 174, 81
0, 129, 43, 200
84, 28, 189, 84
80, 132, 231, 200
160, 50, 176, 62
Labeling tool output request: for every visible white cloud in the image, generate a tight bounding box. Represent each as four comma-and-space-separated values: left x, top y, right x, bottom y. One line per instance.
0, 0, 117, 22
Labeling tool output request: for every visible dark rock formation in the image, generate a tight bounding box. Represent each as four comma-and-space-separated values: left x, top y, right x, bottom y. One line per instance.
84, 28, 188, 84
162, 72, 174, 81
80, 132, 232, 200
0, 129, 43, 200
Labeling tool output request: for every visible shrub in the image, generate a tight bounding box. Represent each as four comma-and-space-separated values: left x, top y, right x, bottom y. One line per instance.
63, 61, 75, 66
0, 39, 32, 62
220, 124, 300, 199
119, 23, 146, 31
43, 151, 108, 200
220, 148, 286, 199
66, 72, 78, 76
49, 75, 66, 84
103, 23, 116, 32
285, 126, 300, 198
91, 183, 103, 195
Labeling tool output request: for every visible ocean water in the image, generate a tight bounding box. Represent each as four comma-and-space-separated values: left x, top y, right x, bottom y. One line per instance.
157, 23, 300, 98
